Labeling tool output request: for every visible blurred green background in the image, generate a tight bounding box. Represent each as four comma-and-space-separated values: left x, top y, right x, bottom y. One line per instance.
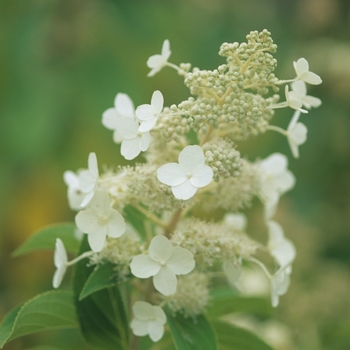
1, 0, 350, 349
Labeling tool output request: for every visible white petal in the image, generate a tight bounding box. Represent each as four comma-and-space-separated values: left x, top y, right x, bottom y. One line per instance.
63, 171, 79, 188
289, 123, 307, 145
224, 213, 247, 231
106, 210, 126, 238
260, 153, 288, 175
148, 321, 164, 342
147, 54, 164, 69
191, 165, 213, 188
149, 235, 173, 262
267, 221, 296, 268
79, 170, 96, 193
301, 71, 322, 85
80, 191, 95, 208
112, 130, 123, 143
130, 254, 161, 278
147, 66, 161, 78
131, 319, 149, 336
102, 108, 119, 130
274, 171, 296, 194
136, 104, 154, 121
178, 145, 205, 172
302, 95, 322, 108
293, 58, 309, 76
133, 301, 154, 319
138, 119, 157, 132
153, 266, 177, 296
121, 138, 141, 160
88, 226, 107, 252
287, 110, 301, 131
115, 117, 138, 139
139, 132, 151, 151
291, 80, 306, 97
172, 180, 198, 200
88, 153, 98, 177
154, 306, 166, 324
161, 39, 171, 59
264, 194, 279, 220
167, 246, 195, 275
157, 163, 187, 186
53, 265, 67, 289
115, 93, 135, 118
75, 209, 99, 234
54, 238, 68, 268
151, 90, 164, 115
223, 260, 242, 286
89, 190, 111, 214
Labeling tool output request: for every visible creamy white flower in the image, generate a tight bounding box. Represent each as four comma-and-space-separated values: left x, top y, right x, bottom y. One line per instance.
102, 93, 135, 143
293, 58, 322, 85
271, 269, 291, 307
284, 86, 308, 113
75, 190, 126, 252
147, 39, 171, 77
114, 117, 151, 160
79, 152, 99, 207
53, 238, 68, 288
130, 235, 195, 296
257, 153, 295, 219
130, 301, 166, 342
286, 110, 308, 159
63, 170, 85, 211
157, 145, 213, 200
135, 90, 164, 132
291, 80, 322, 109
267, 220, 296, 269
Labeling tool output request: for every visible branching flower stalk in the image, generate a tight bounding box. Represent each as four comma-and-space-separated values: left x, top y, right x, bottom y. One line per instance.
58, 30, 322, 345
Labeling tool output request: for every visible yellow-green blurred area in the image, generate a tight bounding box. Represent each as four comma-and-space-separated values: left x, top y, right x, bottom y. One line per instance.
1, 0, 350, 349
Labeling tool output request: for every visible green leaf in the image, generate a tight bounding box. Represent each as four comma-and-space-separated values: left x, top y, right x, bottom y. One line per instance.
0, 291, 78, 348
166, 312, 217, 350
207, 288, 272, 319
25, 347, 63, 350
79, 262, 118, 300
12, 222, 79, 257
123, 205, 147, 240
72, 237, 129, 350
212, 321, 274, 350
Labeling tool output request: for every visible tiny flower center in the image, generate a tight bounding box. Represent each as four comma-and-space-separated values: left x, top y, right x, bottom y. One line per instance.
98, 215, 109, 225
186, 172, 193, 179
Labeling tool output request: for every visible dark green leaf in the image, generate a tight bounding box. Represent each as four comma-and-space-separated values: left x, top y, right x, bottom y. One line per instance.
0, 291, 77, 348
207, 287, 271, 319
25, 347, 63, 350
12, 222, 79, 257
212, 321, 274, 350
166, 312, 217, 350
72, 237, 129, 350
79, 262, 118, 301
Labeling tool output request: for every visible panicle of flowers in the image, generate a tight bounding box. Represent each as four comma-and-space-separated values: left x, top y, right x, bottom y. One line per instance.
57, 30, 322, 343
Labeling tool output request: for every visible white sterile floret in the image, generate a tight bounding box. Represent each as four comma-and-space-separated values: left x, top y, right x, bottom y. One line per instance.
63, 170, 85, 211
75, 190, 126, 252
130, 235, 195, 296
157, 145, 213, 200
293, 58, 322, 85
257, 153, 295, 219
102, 93, 135, 143
78, 152, 99, 207
286, 110, 308, 159
147, 39, 171, 77
130, 301, 166, 342
135, 90, 164, 132
224, 213, 247, 231
53, 238, 68, 288
267, 220, 296, 269
291, 80, 322, 109
284, 86, 308, 114
271, 269, 291, 308
115, 117, 151, 160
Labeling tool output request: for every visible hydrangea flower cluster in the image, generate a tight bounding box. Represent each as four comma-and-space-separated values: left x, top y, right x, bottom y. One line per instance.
56, 30, 322, 343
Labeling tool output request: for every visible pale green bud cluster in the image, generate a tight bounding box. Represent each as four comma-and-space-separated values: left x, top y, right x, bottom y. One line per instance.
203, 138, 241, 181
163, 271, 210, 318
